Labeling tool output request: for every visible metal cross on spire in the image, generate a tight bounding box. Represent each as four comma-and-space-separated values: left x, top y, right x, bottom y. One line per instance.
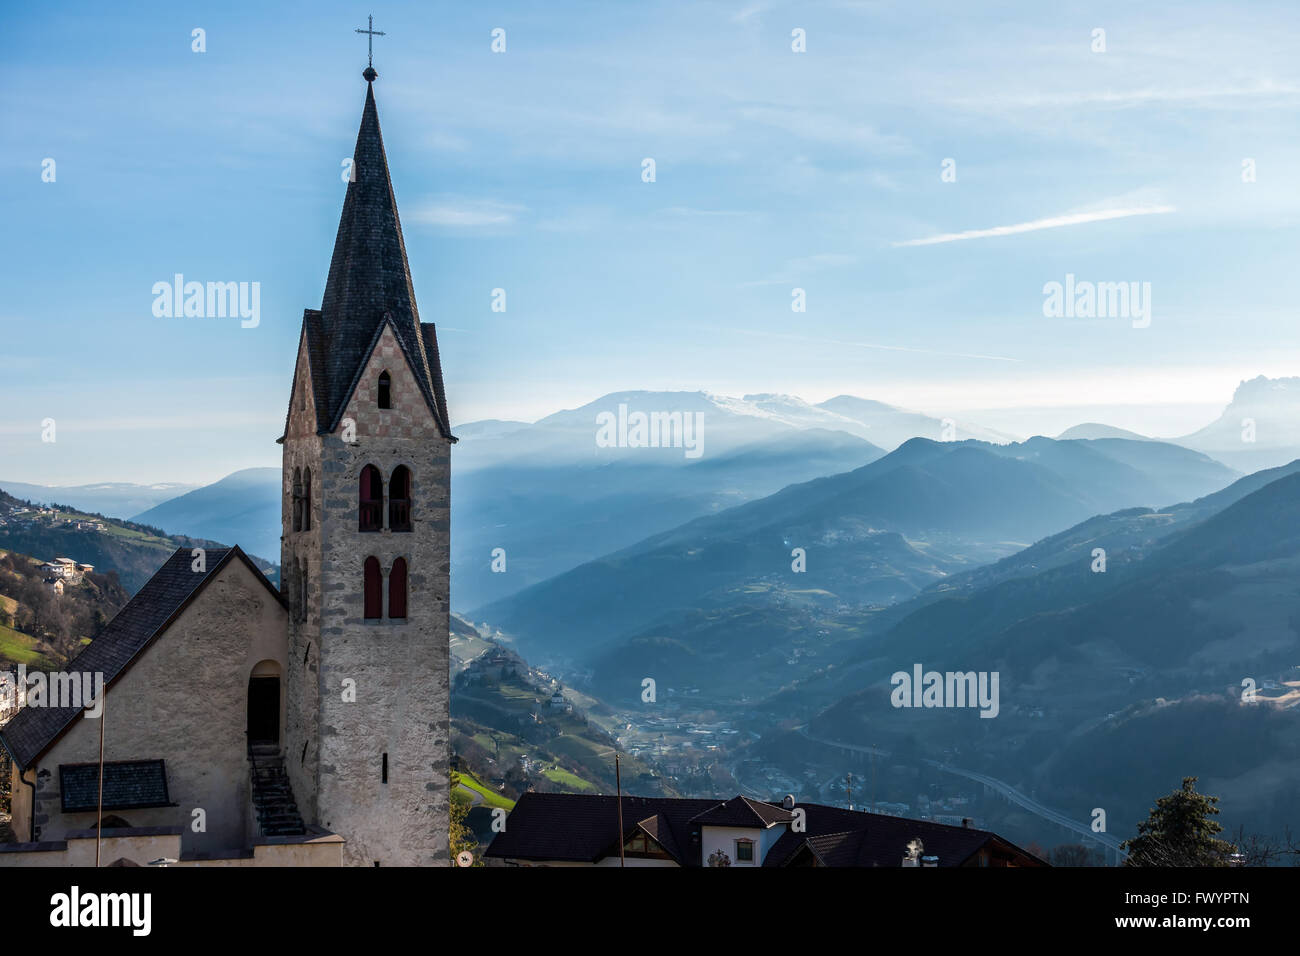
355, 14, 385, 71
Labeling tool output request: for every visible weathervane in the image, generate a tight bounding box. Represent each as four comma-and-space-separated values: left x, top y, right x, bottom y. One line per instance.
355, 14, 385, 80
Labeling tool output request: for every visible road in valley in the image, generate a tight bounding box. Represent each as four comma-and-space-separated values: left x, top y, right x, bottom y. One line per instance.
796, 728, 1126, 858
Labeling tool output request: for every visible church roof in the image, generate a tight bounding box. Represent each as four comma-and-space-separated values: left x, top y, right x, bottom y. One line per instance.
287, 77, 452, 440
0, 547, 284, 770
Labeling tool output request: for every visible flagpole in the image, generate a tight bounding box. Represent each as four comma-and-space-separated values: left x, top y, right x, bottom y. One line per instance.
616, 752, 624, 868
95, 694, 105, 867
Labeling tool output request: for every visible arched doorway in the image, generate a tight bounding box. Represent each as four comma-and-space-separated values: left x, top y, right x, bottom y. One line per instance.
247, 660, 282, 746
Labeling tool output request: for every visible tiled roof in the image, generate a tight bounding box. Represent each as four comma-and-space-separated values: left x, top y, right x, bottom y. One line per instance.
308, 80, 452, 441
484, 793, 719, 865
0, 547, 284, 770
59, 759, 171, 813
487, 792, 1046, 867
634, 812, 682, 861
689, 794, 794, 828
761, 803, 1018, 867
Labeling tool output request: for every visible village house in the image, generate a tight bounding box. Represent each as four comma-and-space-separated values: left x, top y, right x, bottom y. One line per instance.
486, 793, 1047, 867
0, 670, 19, 726
39, 559, 75, 581
548, 688, 573, 713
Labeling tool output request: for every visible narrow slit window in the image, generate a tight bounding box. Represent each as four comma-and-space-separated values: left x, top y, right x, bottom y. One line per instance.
378, 371, 391, 409
292, 467, 303, 532
388, 558, 407, 620
363, 557, 382, 620
302, 467, 312, 531
300, 559, 309, 623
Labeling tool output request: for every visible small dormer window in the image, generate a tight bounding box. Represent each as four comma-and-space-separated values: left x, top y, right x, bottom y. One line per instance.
378, 371, 391, 409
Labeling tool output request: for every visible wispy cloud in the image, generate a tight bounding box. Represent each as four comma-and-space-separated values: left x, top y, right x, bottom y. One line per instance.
742, 252, 858, 287
894, 204, 1176, 247
738, 105, 910, 153
536, 206, 617, 233
411, 198, 525, 228
660, 206, 752, 218
954, 82, 1300, 112
715, 327, 1021, 363
731, 2, 772, 23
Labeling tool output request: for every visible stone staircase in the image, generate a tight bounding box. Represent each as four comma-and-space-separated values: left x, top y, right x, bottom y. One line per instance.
248, 743, 306, 837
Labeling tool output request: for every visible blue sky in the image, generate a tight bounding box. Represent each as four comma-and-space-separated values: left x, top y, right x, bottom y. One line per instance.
3, 0, 1300, 483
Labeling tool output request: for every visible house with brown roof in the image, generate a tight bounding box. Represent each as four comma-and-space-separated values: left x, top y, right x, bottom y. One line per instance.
485, 792, 1046, 868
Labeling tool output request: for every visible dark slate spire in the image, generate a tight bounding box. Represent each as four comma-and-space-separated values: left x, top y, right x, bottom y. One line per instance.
314, 75, 451, 439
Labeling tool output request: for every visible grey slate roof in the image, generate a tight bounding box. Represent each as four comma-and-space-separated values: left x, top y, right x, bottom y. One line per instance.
291, 78, 452, 441
59, 759, 171, 813
759, 802, 1031, 867
0, 547, 284, 770
484, 793, 719, 865
486, 792, 1047, 867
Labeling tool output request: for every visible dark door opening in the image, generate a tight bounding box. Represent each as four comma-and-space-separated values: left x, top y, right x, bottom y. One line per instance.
248, 676, 280, 745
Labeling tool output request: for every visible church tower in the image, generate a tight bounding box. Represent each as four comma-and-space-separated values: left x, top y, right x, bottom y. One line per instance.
278, 64, 454, 866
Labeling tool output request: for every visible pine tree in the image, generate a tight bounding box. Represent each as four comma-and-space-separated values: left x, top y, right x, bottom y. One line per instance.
1122, 776, 1237, 866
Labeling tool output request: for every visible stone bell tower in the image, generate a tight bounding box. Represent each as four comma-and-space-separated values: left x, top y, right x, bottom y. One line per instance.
278, 62, 455, 866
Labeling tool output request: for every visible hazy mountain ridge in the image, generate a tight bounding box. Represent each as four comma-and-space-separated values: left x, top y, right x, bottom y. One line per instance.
1055, 423, 1151, 441
0, 480, 198, 521
131, 468, 282, 563
1174, 374, 1300, 472
476, 435, 1241, 678
0, 486, 274, 593
799, 469, 1300, 839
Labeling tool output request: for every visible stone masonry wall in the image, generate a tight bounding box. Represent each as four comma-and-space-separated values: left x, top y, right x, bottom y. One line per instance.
23, 558, 287, 857
285, 324, 451, 866
283, 334, 323, 824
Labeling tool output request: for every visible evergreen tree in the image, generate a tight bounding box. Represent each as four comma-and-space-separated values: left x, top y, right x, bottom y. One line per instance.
1123, 776, 1237, 866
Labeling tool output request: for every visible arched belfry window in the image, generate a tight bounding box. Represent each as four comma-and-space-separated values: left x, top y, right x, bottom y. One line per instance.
378, 371, 392, 410
292, 467, 303, 533
363, 557, 382, 620
359, 465, 383, 531
389, 558, 407, 620
302, 467, 312, 532
389, 466, 412, 532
